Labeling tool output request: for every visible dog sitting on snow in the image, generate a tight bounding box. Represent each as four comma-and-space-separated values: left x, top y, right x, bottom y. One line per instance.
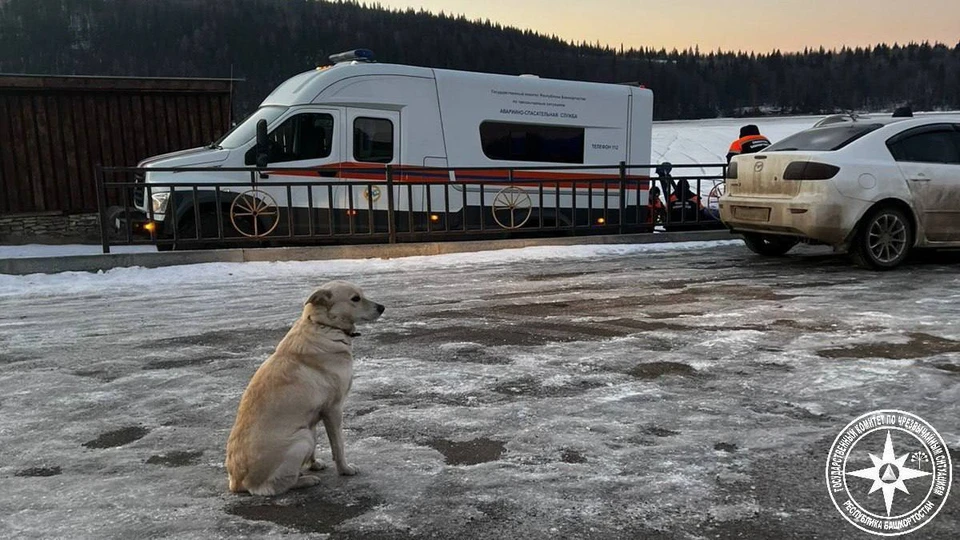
225, 281, 384, 495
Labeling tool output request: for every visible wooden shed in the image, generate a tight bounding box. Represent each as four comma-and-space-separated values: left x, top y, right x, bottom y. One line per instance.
0, 74, 237, 216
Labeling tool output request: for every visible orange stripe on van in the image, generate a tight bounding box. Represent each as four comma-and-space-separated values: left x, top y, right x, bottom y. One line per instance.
266, 162, 651, 190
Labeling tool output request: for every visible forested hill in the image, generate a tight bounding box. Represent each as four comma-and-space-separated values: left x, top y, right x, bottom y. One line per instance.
1, 0, 959, 120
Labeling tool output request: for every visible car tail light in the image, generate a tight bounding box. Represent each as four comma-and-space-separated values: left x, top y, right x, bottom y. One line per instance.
726, 161, 738, 179
783, 161, 840, 180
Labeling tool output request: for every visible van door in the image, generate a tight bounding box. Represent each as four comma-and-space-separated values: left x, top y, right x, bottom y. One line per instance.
343, 109, 401, 230
249, 107, 342, 235
887, 124, 960, 243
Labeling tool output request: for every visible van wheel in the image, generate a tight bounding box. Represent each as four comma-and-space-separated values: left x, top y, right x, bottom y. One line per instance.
850, 206, 912, 270
741, 233, 798, 256
173, 209, 223, 250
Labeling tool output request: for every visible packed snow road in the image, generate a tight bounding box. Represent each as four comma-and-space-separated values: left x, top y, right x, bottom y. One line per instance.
1, 241, 958, 539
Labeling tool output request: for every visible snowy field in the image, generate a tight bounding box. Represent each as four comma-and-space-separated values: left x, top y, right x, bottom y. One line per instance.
1, 241, 959, 539
651, 115, 819, 166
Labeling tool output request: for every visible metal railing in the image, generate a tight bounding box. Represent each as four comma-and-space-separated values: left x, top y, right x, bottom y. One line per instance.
95, 162, 727, 253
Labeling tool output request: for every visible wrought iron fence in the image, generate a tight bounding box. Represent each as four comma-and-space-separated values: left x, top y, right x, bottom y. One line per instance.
95, 162, 728, 253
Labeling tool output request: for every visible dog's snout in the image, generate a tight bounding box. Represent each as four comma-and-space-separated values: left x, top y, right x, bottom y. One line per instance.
376, 303, 385, 314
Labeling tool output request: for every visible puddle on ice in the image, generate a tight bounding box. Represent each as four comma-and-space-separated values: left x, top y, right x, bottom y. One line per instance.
14, 466, 62, 477
626, 361, 697, 379
82, 425, 150, 449
226, 494, 378, 534
145, 450, 204, 467
491, 374, 606, 398
818, 332, 960, 359
426, 438, 506, 465
560, 448, 588, 463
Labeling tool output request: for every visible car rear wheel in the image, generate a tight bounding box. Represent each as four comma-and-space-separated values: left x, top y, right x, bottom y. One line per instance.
741, 233, 799, 256
850, 206, 912, 270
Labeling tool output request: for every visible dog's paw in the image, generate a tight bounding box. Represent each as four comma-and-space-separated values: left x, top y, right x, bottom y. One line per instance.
300, 474, 322, 486
337, 463, 359, 476
309, 460, 327, 471
291, 474, 322, 490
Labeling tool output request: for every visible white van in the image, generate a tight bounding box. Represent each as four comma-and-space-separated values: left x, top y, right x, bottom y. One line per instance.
126, 50, 654, 242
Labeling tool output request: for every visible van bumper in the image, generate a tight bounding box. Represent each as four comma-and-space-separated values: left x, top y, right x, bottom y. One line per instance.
106, 206, 158, 238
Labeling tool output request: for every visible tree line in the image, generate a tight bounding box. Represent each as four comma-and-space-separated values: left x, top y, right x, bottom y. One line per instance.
1, 0, 958, 120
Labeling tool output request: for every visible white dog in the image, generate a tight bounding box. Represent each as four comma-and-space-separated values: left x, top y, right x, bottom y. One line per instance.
225, 281, 384, 496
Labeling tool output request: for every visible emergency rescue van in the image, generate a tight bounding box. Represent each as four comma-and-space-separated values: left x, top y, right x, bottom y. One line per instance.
127, 49, 654, 242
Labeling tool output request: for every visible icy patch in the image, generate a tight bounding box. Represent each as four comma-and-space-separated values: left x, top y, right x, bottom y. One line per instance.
0, 244, 156, 259
786, 401, 826, 417
708, 500, 760, 522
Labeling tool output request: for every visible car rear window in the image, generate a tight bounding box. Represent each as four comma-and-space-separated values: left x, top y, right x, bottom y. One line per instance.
765, 123, 885, 152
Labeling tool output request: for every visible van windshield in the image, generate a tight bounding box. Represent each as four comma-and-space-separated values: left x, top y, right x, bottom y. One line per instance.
214, 106, 288, 149
765, 123, 884, 152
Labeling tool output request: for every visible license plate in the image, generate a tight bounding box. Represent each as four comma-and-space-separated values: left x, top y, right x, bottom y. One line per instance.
732, 206, 771, 222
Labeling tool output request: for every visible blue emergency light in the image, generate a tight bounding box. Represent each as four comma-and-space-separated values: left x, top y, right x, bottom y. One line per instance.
328, 49, 375, 64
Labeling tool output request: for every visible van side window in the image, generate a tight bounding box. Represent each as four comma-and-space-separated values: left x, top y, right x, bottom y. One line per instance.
480, 122, 585, 164
244, 113, 334, 165
887, 129, 960, 165
354, 117, 394, 163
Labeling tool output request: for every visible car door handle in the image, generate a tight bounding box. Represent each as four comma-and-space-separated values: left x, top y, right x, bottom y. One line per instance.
909, 177, 931, 182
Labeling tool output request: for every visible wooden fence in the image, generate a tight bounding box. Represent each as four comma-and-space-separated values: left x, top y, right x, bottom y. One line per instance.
0, 74, 236, 215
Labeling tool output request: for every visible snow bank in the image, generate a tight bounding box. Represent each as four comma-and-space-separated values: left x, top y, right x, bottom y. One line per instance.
0, 240, 742, 298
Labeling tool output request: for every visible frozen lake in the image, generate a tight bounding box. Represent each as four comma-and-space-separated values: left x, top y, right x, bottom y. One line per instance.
1, 241, 958, 538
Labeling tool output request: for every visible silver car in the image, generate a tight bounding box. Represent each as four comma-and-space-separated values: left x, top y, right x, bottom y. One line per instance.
719, 114, 960, 269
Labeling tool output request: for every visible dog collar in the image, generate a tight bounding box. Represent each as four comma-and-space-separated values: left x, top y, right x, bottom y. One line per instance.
311, 319, 359, 339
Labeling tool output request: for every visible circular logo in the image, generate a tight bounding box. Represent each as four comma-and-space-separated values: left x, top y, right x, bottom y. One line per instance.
826, 410, 952, 536
363, 186, 381, 202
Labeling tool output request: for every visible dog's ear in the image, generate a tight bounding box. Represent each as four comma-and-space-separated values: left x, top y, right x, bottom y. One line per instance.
306, 289, 332, 308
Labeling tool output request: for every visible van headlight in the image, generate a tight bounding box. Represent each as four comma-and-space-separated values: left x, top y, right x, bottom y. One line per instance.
151, 192, 171, 214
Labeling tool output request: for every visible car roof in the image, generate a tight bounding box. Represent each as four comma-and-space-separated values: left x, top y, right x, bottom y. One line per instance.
814, 113, 960, 129
865, 115, 960, 138
757, 114, 960, 155
806, 114, 960, 140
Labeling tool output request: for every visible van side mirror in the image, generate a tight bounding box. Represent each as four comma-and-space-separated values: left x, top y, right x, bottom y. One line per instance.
255, 119, 269, 168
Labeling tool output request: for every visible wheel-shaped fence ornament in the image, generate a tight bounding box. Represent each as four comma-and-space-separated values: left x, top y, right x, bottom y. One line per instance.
229, 189, 280, 238
705, 181, 725, 220
491, 186, 533, 229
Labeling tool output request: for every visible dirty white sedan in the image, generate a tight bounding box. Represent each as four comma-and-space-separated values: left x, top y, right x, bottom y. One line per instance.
719, 115, 960, 269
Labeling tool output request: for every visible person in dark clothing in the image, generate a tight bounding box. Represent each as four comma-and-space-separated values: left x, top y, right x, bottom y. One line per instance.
726, 124, 771, 163
667, 178, 701, 223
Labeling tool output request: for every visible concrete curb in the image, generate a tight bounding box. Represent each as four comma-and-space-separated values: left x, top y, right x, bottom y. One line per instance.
0, 230, 740, 275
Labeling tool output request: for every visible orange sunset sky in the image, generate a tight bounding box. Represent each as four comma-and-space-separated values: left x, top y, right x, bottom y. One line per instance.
373, 0, 960, 53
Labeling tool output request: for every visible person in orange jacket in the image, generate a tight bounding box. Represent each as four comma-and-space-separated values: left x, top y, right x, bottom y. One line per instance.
726, 124, 771, 163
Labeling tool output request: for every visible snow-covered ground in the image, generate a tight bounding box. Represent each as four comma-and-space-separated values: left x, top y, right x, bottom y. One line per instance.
2, 241, 958, 539
651, 115, 819, 166
0, 244, 157, 259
